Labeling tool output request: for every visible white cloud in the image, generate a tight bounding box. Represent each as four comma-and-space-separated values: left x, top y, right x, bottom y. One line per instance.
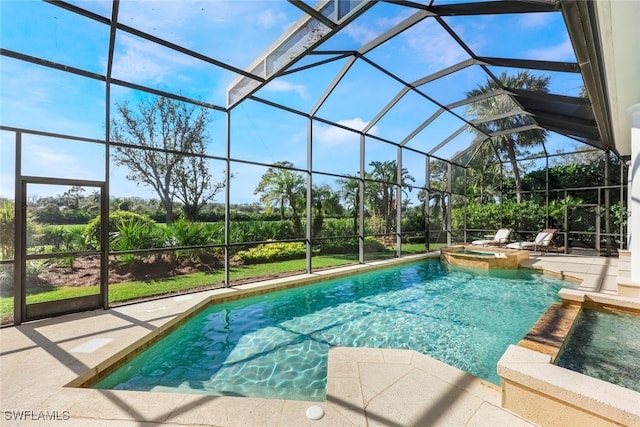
258, 9, 287, 29
1, 61, 54, 108
22, 144, 83, 179
403, 19, 470, 71
343, 23, 380, 46
111, 34, 202, 84
1, 60, 105, 138
344, 10, 414, 45
518, 13, 552, 29
314, 118, 379, 147
525, 37, 574, 62
376, 12, 416, 29
340, 118, 375, 132
263, 80, 308, 98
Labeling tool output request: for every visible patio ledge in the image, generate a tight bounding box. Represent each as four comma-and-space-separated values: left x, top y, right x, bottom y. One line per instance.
498, 345, 640, 427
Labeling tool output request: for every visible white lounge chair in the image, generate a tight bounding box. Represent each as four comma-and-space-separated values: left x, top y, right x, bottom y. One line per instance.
471, 228, 512, 246
505, 229, 557, 252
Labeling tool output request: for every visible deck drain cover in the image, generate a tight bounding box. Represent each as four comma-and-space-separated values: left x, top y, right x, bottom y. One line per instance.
306, 406, 324, 420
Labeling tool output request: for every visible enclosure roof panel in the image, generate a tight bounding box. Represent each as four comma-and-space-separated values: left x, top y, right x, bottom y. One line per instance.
511, 88, 603, 149
0, 0, 626, 162
225, 0, 616, 160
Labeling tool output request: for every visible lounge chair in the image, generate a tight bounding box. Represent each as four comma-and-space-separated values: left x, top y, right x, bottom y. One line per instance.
505, 229, 557, 252
471, 228, 513, 246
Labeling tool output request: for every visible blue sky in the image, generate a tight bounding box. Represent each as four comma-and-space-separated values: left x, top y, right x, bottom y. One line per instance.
0, 0, 588, 206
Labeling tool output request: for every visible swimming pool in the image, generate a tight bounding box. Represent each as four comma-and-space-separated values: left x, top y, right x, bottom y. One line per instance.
95, 260, 571, 400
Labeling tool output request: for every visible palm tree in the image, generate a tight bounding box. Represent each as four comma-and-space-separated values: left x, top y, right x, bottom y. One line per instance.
367, 160, 415, 233
465, 149, 502, 204
253, 161, 306, 235
465, 71, 550, 202
311, 184, 343, 235
338, 175, 361, 234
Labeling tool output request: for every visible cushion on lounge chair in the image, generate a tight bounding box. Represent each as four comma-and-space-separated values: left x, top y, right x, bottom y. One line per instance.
471, 228, 512, 246
505, 229, 556, 250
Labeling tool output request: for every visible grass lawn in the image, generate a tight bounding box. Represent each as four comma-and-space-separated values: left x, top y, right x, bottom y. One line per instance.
0, 254, 362, 319
0, 245, 442, 322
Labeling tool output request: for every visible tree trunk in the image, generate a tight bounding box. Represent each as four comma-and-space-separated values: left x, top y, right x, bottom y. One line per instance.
505, 136, 522, 203
183, 204, 198, 221
381, 183, 390, 233
288, 191, 302, 236
164, 198, 174, 225
441, 195, 447, 232
162, 169, 175, 224
353, 190, 359, 235
387, 186, 395, 233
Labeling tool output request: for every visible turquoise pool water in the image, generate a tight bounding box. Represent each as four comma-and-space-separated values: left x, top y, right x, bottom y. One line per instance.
95, 260, 571, 400
555, 307, 640, 392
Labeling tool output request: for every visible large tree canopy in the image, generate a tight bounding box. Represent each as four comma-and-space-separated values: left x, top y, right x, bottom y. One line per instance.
466, 71, 550, 203
111, 96, 224, 223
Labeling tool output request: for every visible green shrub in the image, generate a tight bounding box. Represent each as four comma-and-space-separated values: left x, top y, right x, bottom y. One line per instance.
111, 220, 167, 252
229, 220, 298, 242
60, 208, 93, 224
0, 259, 50, 298
315, 237, 358, 254
317, 218, 353, 238
611, 203, 628, 228
404, 234, 425, 244
364, 236, 386, 252
46, 226, 89, 268
40, 226, 66, 248
401, 208, 425, 233
2, 200, 46, 259
33, 225, 85, 253
501, 200, 546, 231
453, 199, 548, 231
314, 236, 386, 254
0, 201, 15, 259
32, 204, 63, 224
169, 219, 222, 246
455, 202, 502, 230
0, 264, 14, 296
85, 210, 155, 249
168, 219, 223, 260
235, 241, 307, 264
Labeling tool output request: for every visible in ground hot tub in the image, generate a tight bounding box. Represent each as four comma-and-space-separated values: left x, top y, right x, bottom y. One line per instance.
499, 291, 640, 427
555, 305, 640, 393
440, 245, 529, 269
